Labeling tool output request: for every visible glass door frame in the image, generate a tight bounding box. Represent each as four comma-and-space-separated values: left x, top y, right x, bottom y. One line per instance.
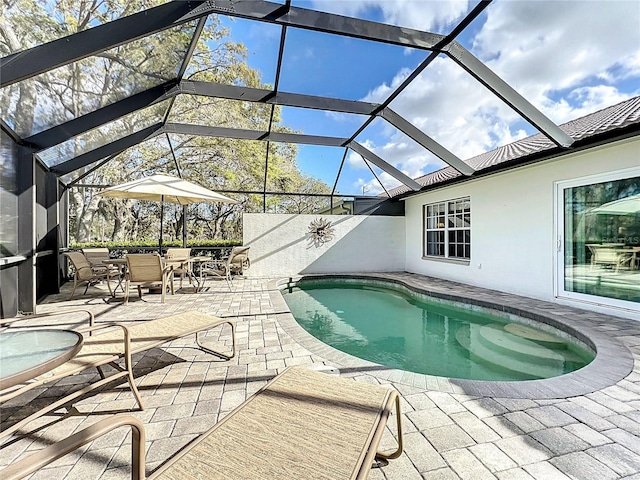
554, 166, 640, 313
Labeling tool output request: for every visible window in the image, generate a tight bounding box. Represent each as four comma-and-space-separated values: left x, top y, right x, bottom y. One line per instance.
424, 197, 471, 260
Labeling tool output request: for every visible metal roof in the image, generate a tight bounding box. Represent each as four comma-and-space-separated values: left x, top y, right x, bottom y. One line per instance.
388, 95, 640, 199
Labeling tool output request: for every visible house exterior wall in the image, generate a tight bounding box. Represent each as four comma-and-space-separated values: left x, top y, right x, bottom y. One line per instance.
404, 137, 639, 319
243, 213, 405, 277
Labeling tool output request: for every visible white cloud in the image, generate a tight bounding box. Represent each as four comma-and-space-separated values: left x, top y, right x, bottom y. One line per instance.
621, 49, 640, 79
474, 0, 640, 116
324, 110, 367, 124
363, 57, 520, 160
309, 0, 471, 32
543, 85, 632, 124
346, 149, 367, 168
339, 0, 640, 180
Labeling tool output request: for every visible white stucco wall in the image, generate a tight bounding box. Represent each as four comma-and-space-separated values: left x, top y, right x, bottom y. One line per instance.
404, 137, 640, 318
242, 214, 405, 277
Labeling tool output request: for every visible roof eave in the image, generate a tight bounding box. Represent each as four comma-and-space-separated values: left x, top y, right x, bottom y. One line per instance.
395, 123, 640, 201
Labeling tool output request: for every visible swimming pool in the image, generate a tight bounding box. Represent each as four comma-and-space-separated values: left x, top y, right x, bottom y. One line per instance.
282, 279, 595, 382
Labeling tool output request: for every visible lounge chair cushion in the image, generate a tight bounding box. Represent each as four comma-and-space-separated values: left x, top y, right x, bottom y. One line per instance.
149, 366, 401, 480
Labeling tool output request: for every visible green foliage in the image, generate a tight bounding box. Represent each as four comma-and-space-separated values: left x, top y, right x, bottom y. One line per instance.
2, 1, 334, 245
71, 239, 241, 249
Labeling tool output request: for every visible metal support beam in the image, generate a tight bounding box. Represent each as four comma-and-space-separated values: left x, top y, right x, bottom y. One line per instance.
263, 6, 290, 211
444, 41, 574, 148
171, 81, 380, 115
163, 123, 348, 147
199, 1, 444, 51
177, 17, 207, 80
346, 1, 492, 144
0, 2, 209, 88
1, 119, 24, 145
331, 148, 349, 196
2, 0, 447, 89
166, 134, 182, 178
348, 142, 422, 191
26, 82, 177, 150
26, 81, 377, 153
66, 154, 119, 188
162, 16, 208, 126
16, 144, 36, 313
51, 124, 164, 176
71, 185, 359, 200
380, 108, 475, 176
362, 158, 391, 198
42, 171, 62, 297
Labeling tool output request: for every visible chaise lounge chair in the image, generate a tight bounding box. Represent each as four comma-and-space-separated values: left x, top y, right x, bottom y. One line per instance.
1, 366, 403, 480
0, 311, 236, 440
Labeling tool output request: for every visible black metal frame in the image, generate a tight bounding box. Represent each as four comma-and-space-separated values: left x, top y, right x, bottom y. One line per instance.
1, 0, 575, 198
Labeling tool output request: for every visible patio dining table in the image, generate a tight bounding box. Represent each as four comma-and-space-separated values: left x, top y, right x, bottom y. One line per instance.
0, 329, 84, 392
101, 258, 128, 296
103, 255, 212, 295
164, 255, 211, 292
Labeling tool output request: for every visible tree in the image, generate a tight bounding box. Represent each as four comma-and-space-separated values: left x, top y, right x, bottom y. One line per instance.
1, 1, 334, 244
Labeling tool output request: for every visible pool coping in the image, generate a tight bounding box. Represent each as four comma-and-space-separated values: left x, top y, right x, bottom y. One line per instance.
267, 272, 635, 399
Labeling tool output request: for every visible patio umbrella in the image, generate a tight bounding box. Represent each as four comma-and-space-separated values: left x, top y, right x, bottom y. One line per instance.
96, 174, 237, 250
578, 194, 639, 239
587, 194, 640, 216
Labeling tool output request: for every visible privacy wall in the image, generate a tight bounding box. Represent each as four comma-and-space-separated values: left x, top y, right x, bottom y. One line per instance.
243, 214, 405, 277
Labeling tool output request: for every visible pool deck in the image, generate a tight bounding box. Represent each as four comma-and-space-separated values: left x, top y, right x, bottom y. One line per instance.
2, 272, 640, 479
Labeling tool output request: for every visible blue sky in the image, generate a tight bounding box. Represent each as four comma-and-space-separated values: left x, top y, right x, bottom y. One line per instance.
217, 0, 640, 196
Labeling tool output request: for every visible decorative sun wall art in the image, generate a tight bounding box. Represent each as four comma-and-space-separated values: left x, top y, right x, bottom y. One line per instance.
308, 217, 335, 245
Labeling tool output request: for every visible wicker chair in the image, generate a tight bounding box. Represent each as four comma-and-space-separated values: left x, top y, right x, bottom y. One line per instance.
124, 254, 174, 304
63, 251, 113, 300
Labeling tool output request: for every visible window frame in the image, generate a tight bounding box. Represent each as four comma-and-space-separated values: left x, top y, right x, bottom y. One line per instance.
423, 196, 471, 263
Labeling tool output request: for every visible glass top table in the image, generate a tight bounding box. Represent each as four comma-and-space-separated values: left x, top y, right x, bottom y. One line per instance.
0, 329, 84, 389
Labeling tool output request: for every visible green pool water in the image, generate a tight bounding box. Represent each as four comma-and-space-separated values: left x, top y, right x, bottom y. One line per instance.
282, 280, 595, 381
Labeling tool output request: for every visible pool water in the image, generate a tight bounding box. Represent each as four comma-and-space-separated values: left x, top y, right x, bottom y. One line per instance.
282, 281, 594, 381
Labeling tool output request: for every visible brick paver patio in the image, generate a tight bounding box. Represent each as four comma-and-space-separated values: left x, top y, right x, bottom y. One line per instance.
1, 273, 639, 479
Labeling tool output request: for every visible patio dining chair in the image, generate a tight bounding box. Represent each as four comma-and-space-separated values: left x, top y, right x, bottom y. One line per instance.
228, 246, 251, 275
164, 247, 193, 289
199, 247, 249, 289
587, 243, 632, 272
63, 252, 113, 300
82, 247, 120, 277
124, 254, 174, 304
199, 255, 232, 290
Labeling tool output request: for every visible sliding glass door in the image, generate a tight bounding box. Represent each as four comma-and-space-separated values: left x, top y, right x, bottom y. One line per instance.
557, 169, 640, 311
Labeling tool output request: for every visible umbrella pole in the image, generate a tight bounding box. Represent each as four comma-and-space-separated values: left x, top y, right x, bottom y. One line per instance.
183, 205, 187, 248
